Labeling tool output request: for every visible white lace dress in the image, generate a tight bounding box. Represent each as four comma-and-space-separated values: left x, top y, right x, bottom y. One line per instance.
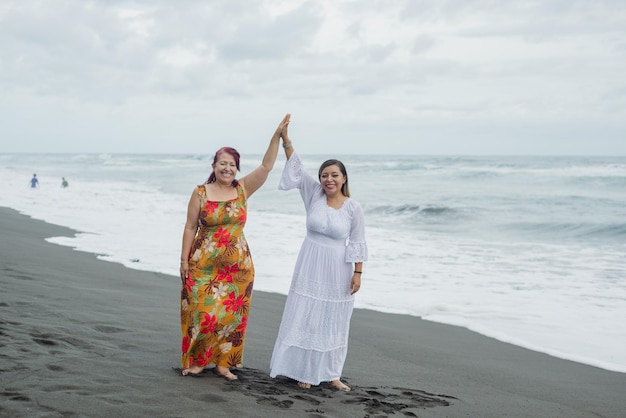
269, 152, 368, 385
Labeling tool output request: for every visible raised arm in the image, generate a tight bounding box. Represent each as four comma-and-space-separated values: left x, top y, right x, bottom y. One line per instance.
240, 113, 291, 198
281, 118, 294, 160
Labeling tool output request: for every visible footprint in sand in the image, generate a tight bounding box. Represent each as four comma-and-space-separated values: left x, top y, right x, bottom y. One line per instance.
93, 325, 127, 333
1, 391, 31, 402
291, 394, 322, 405
209, 367, 455, 416
256, 396, 294, 409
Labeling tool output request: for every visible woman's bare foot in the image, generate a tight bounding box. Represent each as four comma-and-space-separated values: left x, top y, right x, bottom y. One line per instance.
214, 366, 238, 381
181, 365, 204, 376
297, 382, 311, 389
330, 379, 351, 391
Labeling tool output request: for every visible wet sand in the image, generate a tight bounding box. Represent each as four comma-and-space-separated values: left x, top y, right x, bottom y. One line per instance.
1, 207, 625, 417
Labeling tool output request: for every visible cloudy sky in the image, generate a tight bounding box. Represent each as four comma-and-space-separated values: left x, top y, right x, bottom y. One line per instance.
1, 0, 625, 155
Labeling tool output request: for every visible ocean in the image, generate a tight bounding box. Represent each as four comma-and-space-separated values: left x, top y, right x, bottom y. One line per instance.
1, 152, 625, 373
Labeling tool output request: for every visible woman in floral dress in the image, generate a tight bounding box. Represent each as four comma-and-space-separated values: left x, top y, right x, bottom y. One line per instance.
269, 121, 368, 391
179, 114, 290, 380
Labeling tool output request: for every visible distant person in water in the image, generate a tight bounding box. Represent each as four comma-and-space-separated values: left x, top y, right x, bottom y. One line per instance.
29, 174, 39, 188
61, 177, 69, 188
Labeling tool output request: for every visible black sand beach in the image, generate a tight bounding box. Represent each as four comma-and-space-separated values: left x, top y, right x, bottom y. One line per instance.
1, 206, 625, 417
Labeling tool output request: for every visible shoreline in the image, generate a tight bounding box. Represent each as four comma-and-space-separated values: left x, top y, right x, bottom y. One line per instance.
1, 206, 625, 417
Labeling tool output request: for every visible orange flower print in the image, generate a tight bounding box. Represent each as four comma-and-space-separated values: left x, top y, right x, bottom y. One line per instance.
213, 227, 231, 248
180, 184, 252, 374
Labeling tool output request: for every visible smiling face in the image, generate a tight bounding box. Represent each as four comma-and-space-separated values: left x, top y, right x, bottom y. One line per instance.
212, 152, 238, 184
320, 164, 347, 197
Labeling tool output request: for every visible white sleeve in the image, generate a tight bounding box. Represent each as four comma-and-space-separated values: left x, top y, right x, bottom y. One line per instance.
279, 152, 321, 210
346, 201, 368, 262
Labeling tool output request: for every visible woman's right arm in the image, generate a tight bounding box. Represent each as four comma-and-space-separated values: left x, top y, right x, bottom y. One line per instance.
277, 120, 321, 209
180, 188, 200, 280
281, 119, 294, 160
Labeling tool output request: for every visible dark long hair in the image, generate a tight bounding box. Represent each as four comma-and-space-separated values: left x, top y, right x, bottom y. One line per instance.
206, 147, 240, 187
318, 159, 350, 197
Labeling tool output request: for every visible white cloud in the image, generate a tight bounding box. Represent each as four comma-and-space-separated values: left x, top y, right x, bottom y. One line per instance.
0, 0, 625, 155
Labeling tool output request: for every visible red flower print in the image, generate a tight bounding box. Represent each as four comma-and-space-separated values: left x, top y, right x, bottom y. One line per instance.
223, 292, 246, 313
204, 201, 218, 214
217, 263, 240, 282
185, 276, 195, 293
236, 316, 248, 332
213, 227, 231, 248
193, 347, 213, 367
200, 313, 218, 334
195, 351, 208, 367
239, 208, 247, 222
182, 336, 190, 353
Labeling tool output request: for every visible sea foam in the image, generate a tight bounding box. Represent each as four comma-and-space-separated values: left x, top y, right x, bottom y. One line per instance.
1, 153, 625, 373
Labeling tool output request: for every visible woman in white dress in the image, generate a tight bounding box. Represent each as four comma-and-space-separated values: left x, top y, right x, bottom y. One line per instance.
269, 121, 368, 391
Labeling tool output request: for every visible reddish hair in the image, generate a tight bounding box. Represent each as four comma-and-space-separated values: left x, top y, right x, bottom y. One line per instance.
206, 147, 241, 187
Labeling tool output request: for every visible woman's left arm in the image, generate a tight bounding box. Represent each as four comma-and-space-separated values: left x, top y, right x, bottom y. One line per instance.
240, 114, 290, 198
348, 202, 368, 294
351, 262, 363, 295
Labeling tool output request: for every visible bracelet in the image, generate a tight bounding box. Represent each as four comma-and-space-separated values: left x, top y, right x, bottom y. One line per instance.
354, 270, 362, 274
283, 142, 292, 149
180, 261, 188, 264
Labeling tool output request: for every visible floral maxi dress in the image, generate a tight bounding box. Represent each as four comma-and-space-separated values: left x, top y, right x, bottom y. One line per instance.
181, 183, 254, 370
